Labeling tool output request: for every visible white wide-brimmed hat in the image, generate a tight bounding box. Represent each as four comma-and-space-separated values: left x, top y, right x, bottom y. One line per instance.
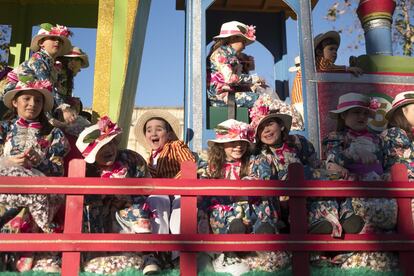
64, 46, 89, 68
76, 116, 122, 164
213, 21, 256, 45
385, 91, 414, 120
314, 31, 340, 50
30, 23, 72, 55
208, 119, 254, 147
3, 74, 54, 112
329, 92, 376, 119
288, 56, 301, 72
134, 110, 181, 148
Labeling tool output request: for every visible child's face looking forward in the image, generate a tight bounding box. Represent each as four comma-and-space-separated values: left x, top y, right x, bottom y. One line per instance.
145, 119, 171, 151
12, 90, 44, 120
223, 141, 248, 161
39, 36, 63, 58
322, 44, 338, 63
95, 139, 118, 167
259, 119, 284, 146
341, 107, 370, 132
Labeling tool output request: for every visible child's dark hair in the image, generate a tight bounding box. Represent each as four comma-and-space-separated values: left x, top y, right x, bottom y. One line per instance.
315, 38, 339, 56
387, 107, 414, 141
208, 141, 251, 179
2, 92, 54, 135
143, 117, 178, 141
254, 116, 290, 154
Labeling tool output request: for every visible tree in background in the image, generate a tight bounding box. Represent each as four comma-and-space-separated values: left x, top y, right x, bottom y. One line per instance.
324, 0, 414, 56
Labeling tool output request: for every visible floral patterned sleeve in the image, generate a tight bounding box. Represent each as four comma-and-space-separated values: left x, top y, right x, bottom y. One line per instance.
0, 121, 11, 156
248, 153, 275, 180
25, 52, 54, 81
121, 149, 151, 178
292, 135, 319, 167
381, 127, 414, 177
35, 127, 70, 176
322, 132, 353, 167
211, 46, 254, 93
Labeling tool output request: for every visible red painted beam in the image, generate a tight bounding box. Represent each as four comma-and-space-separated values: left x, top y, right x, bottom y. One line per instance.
1, 233, 414, 251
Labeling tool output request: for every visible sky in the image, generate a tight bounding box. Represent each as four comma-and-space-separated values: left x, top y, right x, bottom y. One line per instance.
1, 0, 365, 108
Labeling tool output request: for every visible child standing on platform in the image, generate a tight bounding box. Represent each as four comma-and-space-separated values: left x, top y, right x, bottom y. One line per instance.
314, 31, 363, 75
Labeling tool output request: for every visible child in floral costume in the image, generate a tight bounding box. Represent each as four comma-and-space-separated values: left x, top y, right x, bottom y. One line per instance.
3, 23, 75, 127
0, 74, 69, 272
198, 119, 290, 274
207, 21, 264, 108
76, 116, 161, 275
319, 92, 398, 272
53, 46, 91, 136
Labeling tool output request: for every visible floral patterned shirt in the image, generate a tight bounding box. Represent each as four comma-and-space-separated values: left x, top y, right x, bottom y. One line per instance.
249, 134, 318, 180
4, 49, 57, 95
381, 127, 414, 180
98, 149, 151, 179
0, 117, 69, 176
323, 129, 383, 176
207, 45, 255, 102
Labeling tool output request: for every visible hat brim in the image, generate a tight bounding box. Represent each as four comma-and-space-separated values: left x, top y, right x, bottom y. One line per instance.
314, 31, 340, 50
213, 34, 255, 45
76, 124, 122, 164
30, 34, 72, 56
329, 106, 376, 119
63, 54, 89, 68
256, 113, 293, 133
134, 110, 181, 148
207, 138, 252, 147
3, 87, 54, 112
385, 99, 414, 120
288, 66, 300, 72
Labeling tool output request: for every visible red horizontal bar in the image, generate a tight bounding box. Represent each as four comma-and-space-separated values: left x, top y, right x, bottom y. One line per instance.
0, 177, 413, 197
1, 233, 414, 252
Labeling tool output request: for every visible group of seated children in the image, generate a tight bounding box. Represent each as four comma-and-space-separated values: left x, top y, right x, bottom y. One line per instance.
0, 20, 411, 276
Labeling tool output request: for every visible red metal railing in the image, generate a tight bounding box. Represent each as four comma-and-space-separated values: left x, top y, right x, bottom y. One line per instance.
0, 159, 413, 275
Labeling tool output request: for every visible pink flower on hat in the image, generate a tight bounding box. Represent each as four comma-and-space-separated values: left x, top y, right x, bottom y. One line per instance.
16, 79, 53, 92
97, 116, 121, 140
208, 119, 254, 146
40, 23, 72, 38
245, 25, 256, 40
369, 98, 381, 111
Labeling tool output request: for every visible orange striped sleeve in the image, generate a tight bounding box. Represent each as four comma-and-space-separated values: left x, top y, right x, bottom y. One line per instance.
316, 56, 346, 72
291, 70, 303, 104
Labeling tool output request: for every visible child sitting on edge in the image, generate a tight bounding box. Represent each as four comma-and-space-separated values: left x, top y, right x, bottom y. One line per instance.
314, 31, 363, 76
207, 21, 265, 108
198, 119, 290, 275
76, 116, 162, 275
0, 73, 70, 273
316, 92, 398, 271
134, 110, 196, 268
